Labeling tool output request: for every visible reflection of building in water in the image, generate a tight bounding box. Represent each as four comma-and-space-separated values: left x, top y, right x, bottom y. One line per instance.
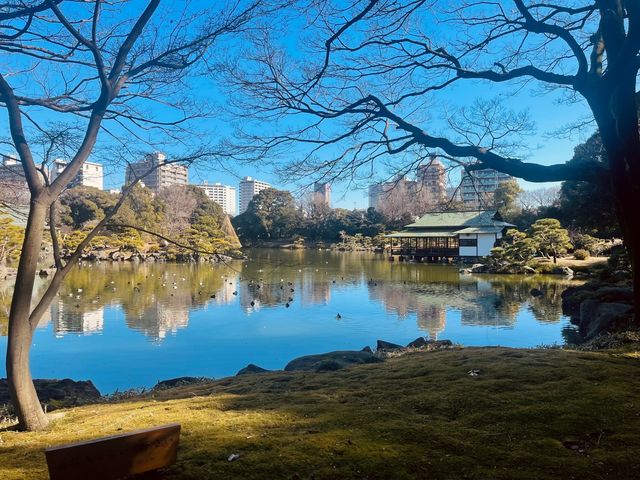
128, 302, 189, 340
417, 305, 447, 340
214, 274, 240, 306
300, 275, 331, 307
51, 301, 104, 336
368, 276, 526, 336
368, 283, 448, 339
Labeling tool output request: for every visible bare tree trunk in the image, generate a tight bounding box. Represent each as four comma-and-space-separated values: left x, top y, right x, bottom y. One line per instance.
6, 200, 49, 431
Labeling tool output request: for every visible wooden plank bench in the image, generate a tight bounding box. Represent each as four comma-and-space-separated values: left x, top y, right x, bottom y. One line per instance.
45, 423, 181, 480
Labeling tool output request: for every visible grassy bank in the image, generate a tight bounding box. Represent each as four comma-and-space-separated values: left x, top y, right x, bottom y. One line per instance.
1, 347, 639, 479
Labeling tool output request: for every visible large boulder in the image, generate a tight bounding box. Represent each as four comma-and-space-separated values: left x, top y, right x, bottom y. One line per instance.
563, 284, 634, 324
376, 340, 405, 352
551, 266, 574, 277
582, 303, 634, 339
575, 299, 635, 339
405, 337, 453, 350
0, 378, 100, 405
469, 263, 488, 273
284, 350, 382, 372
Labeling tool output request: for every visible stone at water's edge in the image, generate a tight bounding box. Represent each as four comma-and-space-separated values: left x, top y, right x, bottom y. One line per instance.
236, 364, 271, 376
284, 350, 382, 372
376, 339, 405, 352
579, 302, 634, 339
0, 378, 100, 405
406, 337, 453, 350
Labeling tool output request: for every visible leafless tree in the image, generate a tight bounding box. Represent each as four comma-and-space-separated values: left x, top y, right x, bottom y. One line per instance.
157, 185, 199, 237
0, 0, 271, 431
226, 1, 640, 303
519, 186, 561, 211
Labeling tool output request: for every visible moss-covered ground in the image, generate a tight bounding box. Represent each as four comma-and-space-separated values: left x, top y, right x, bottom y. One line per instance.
1, 347, 639, 479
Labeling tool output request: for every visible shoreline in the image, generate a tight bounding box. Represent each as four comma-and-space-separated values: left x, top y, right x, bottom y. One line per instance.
2, 345, 640, 479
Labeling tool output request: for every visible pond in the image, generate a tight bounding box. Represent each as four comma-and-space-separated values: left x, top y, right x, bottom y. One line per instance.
0, 249, 579, 393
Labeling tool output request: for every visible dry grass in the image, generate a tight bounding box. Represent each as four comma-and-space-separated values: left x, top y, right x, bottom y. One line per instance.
1, 347, 639, 479
544, 256, 609, 269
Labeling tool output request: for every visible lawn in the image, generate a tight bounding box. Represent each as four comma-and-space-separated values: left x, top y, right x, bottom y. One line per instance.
1, 347, 639, 479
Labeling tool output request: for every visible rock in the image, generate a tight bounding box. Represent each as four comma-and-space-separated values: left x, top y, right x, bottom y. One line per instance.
361, 346, 372, 353
429, 339, 453, 348
0, 378, 100, 405
153, 376, 212, 390
593, 287, 635, 304
530, 288, 544, 298
284, 350, 382, 372
406, 337, 428, 349
376, 340, 405, 352
551, 266, 574, 277
584, 303, 634, 339
611, 270, 631, 282
469, 263, 488, 273
523, 266, 537, 275
578, 299, 600, 331
236, 364, 270, 376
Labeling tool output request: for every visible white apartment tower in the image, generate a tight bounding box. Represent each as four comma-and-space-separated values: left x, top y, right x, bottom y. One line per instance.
459, 168, 513, 209
51, 159, 104, 190
196, 182, 237, 216
239, 176, 271, 213
125, 152, 188, 194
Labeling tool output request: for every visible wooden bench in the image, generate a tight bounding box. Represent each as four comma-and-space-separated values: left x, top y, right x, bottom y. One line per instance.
45, 423, 181, 480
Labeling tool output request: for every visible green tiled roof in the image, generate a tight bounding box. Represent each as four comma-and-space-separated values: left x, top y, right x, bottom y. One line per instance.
385, 231, 456, 238
405, 210, 513, 229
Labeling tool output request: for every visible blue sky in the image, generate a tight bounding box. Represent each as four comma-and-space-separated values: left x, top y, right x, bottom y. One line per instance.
0, 1, 598, 210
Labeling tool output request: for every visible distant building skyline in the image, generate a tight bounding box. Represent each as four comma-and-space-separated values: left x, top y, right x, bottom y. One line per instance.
368, 156, 448, 215
196, 181, 237, 216
239, 176, 271, 213
125, 152, 188, 194
459, 169, 513, 209
51, 159, 104, 190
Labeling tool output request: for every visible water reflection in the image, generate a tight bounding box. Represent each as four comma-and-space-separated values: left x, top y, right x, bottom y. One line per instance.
0, 250, 578, 344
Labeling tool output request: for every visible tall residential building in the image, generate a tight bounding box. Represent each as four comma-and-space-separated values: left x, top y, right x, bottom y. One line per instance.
369, 157, 449, 215
416, 156, 446, 204
459, 168, 513, 209
51, 159, 104, 190
0, 154, 32, 205
125, 152, 188, 194
239, 176, 271, 213
196, 182, 237, 216
313, 181, 331, 206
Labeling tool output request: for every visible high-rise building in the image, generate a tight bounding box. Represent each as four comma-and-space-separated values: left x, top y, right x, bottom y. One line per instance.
51, 159, 104, 190
0, 154, 32, 205
416, 156, 446, 204
125, 152, 188, 194
196, 182, 237, 216
239, 176, 271, 213
459, 168, 513, 209
313, 181, 331, 206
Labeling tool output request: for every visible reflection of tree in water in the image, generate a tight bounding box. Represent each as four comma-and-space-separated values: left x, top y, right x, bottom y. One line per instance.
483, 275, 574, 324
50, 262, 237, 340
368, 274, 576, 333
0, 282, 10, 336
1, 276, 51, 336
3, 249, 580, 341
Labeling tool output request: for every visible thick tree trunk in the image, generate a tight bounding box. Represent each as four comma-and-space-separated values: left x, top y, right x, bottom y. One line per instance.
6, 200, 49, 431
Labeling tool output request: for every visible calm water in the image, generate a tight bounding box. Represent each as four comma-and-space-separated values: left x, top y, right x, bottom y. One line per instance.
0, 249, 578, 393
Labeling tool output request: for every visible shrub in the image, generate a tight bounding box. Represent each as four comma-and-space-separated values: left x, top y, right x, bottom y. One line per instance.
573, 249, 590, 260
